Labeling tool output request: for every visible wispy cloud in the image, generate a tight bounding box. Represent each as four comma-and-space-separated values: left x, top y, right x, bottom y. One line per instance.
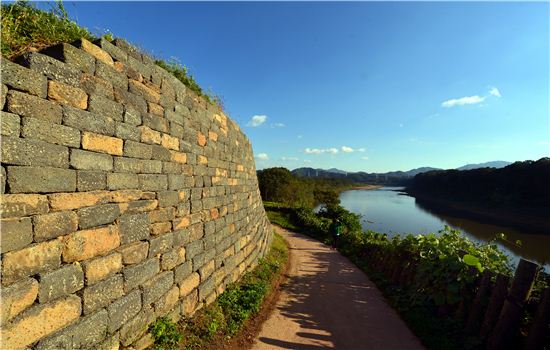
489, 87, 501, 98
361, 156, 369, 160
341, 146, 354, 153
255, 153, 269, 160
297, 135, 303, 139
357, 148, 366, 152
271, 123, 285, 128
399, 123, 404, 128
442, 95, 485, 108
247, 115, 267, 127
537, 141, 550, 145
281, 156, 298, 161
305, 148, 339, 155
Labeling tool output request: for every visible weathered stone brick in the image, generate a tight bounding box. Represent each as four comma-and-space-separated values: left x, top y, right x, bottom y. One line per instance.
142, 271, 173, 305
118, 212, 150, 245
75, 38, 114, 66
156, 191, 178, 208
0, 217, 33, 253
141, 159, 163, 173
84, 253, 123, 285
6, 90, 63, 123
151, 144, 171, 161
124, 140, 153, 159
80, 73, 114, 99
114, 156, 142, 173
63, 105, 116, 135
41, 42, 96, 74
48, 190, 111, 210
89, 94, 123, 121
148, 101, 164, 116
151, 221, 172, 236
118, 241, 149, 265
77, 170, 107, 191
139, 125, 161, 144
198, 155, 208, 165
2, 240, 62, 284
182, 290, 199, 316
154, 285, 179, 317
116, 122, 140, 141
96, 60, 128, 90
0, 295, 81, 349
123, 258, 160, 291
149, 232, 174, 257
198, 276, 215, 301
71, 149, 113, 171
106, 172, 139, 191
114, 87, 147, 116
1, 136, 69, 168
0, 112, 20, 137
62, 225, 120, 262
94, 38, 128, 62
179, 272, 200, 297
107, 289, 141, 333
129, 79, 160, 103
21, 116, 80, 147
78, 203, 120, 229
148, 207, 176, 223
82, 132, 123, 155
118, 199, 158, 214
1, 83, 7, 109
36, 309, 108, 350
82, 274, 124, 314
8, 166, 76, 193
33, 211, 78, 242
208, 131, 218, 141
174, 261, 193, 284
162, 161, 181, 174
119, 306, 154, 346
173, 216, 190, 230
138, 174, 168, 191
48, 80, 88, 109
197, 131, 207, 146
124, 107, 142, 126
0, 278, 38, 325
198, 259, 215, 280
18, 52, 81, 86
0, 57, 47, 97
161, 247, 186, 271
39, 263, 84, 303
0, 193, 49, 218
110, 189, 142, 203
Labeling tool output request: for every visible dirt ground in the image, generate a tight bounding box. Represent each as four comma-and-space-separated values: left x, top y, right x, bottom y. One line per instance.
250, 227, 425, 350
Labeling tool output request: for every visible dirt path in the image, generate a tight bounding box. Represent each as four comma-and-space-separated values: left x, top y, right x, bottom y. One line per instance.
251, 227, 425, 350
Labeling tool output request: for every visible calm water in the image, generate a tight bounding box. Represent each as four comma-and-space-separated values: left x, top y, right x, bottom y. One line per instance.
338, 187, 550, 269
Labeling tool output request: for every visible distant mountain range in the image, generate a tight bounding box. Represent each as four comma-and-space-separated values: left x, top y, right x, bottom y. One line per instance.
291, 161, 513, 185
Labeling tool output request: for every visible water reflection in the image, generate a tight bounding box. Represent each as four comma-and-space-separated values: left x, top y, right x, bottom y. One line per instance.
338, 187, 550, 268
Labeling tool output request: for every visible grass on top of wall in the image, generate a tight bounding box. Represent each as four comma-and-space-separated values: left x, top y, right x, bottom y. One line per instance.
150, 232, 289, 350
0, 1, 223, 109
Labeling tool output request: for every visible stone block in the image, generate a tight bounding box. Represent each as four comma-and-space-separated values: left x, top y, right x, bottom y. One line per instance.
0, 193, 49, 218
63, 105, 116, 136
151, 221, 172, 236
138, 174, 168, 191
123, 140, 152, 159
179, 272, 200, 297
198, 276, 215, 301
48, 80, 88, 109
157, 190, 180, 207
82, 132, 123, 155
197, 131, 207, 146
129, 79, 160, 103
6, 90, 63, 123
118, 199, 158, 214
7, 166, 76, 193
94, 38, 128, 62
2, 239, 62, 285
151, 144, 171, 161
114, 156, 142, 173
77, 203, 120, 229
198, 259, 215, 280
173, 260, 193, 284
89, 94, 123, 121
21, 116, 80, 147
0, 278, 38, 325
0, 57, 47, 97
148, 232, 174, 258
77, 170, 107, 191
41, 42, 96, 74
80, 73, 114, 100
74, 38, 114, 66
118, 212, 149, 245
154, 285, 179, 317
124, 107, 142, 126
82, 274, 124, 314
161, 247, 186, 271
33, 211, 78, 242
96, 60, 127, 90
38, 263, 84, 303
0, 112, 20, 137
83, 252, 122, 287
148, 207, 176, 223
118, 241, 149, 265
114, 87, 147, 115
148, 101, 164, 116
0, 295, 81, 349
119, 306, 154, 347
71, 149, 113, 171
107, 289, 141, 333
140, 159, 162, 173
139, 125, 161, 144
36, 309, 108, 350
115, 122, 140, 141
106, 172, 139, 190
62, 225, 120, 262
110, 189, 142, 203
142, 271, 174, 305
18, 52, 81, 86
1, 136, 69, 168
123, 258, 160, 291
142, 113, 168, 133
0, 217, 33, 253
48, 190, 111, 210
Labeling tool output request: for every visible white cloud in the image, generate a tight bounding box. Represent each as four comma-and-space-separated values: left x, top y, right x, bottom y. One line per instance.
281, 156, 298, 161
304, 147, 339, 155
361, 156, 369, 160
442, 95, 486, 108
255, 153, 269, 160
247, 115, 267, 127
271, 123, 285, 128
341, 146, 354, 153
357, 148, 366, 152
537, 141, 550, 145
489, 87, 501, 98
326, 148, 338, 154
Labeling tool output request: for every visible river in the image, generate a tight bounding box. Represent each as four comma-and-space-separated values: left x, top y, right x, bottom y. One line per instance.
337, 187, 550, 269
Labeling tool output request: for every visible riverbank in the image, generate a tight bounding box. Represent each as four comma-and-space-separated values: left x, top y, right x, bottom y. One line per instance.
406, 189, 550, 236
351, 185, 383, 190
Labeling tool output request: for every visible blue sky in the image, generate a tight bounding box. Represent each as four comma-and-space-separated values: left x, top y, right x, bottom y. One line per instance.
57, 1, 549, 172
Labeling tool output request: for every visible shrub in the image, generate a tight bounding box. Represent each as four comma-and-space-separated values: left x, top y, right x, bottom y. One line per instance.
150, 317, 183, 350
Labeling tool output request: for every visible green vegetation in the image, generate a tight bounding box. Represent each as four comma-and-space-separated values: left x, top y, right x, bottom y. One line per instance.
149, 233, 288, 350
1, 0, 222, 109
1, 1, 95, 59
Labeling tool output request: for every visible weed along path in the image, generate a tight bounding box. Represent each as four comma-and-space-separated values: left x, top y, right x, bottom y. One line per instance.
251, 226, 424, 350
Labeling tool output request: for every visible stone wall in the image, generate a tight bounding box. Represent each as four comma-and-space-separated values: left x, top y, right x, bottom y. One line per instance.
0, 38, 272, 349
